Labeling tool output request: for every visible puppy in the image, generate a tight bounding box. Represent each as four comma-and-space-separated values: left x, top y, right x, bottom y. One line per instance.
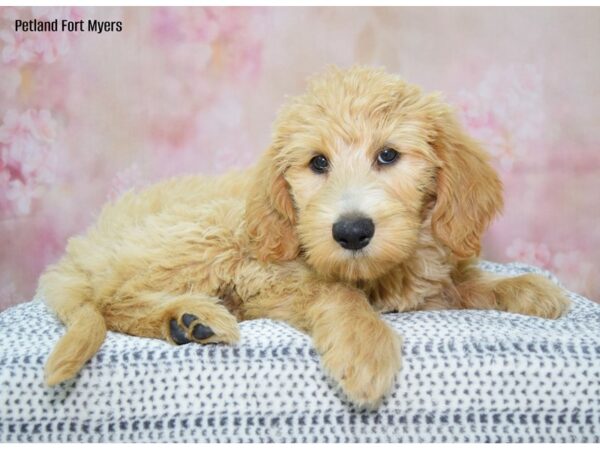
39, 66, 570, 408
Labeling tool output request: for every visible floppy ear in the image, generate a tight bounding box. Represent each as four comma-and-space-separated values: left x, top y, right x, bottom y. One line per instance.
430, 107, 503, 259
245, 145, 300, 262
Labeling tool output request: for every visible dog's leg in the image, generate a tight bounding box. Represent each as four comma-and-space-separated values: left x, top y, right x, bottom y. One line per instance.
244, 274, 402, 408
103, 290, 240, 346
309, 285, 402, 408
445, 260, 571, 319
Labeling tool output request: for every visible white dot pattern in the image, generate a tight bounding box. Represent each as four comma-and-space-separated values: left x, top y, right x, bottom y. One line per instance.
0, 262, 598, 442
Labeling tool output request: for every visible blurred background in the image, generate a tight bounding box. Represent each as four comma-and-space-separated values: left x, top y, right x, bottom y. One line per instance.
1, 6, 598, 310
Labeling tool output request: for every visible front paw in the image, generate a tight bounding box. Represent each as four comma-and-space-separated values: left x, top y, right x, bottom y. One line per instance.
496, 273, 571, 319
317, 318, 402, 408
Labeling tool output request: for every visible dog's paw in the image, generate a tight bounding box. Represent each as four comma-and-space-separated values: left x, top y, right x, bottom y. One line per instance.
164, 302, 240, 346
496, 273, 571, 319
318, 318, 402, 408
169, 313, 216, 344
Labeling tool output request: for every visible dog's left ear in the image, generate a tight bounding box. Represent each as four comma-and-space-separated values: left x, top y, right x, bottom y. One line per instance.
430, 105, 503, 259
245, 145, 300, 262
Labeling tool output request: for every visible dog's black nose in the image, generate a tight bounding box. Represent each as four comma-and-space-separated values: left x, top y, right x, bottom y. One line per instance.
332, 216, 375, 250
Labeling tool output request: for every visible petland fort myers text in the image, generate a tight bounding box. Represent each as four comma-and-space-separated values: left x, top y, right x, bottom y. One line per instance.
15, 19, 122, 33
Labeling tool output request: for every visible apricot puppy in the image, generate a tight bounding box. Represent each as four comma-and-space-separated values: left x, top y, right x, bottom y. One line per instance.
39, 66, 570, 408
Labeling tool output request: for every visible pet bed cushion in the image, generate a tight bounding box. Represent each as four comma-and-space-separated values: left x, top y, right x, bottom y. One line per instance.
0, 262, 599, 443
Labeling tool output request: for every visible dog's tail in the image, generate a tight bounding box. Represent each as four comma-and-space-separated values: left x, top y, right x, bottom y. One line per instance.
38, 261, 107, 386
44, 303, 106, 386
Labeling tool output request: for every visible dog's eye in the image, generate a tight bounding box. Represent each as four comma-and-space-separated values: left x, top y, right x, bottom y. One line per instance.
309, 155, 329, 174
376, 147, 400, 166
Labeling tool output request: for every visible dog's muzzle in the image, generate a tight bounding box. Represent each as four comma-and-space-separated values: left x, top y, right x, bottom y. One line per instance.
332, 215, 375, 250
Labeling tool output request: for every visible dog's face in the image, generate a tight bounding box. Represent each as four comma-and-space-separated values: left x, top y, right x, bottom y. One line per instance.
282, 104, 438, 281
246, 66, 503, 282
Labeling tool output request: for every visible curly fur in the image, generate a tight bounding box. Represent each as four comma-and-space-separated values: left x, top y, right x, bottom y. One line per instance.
38, 66, 570, 408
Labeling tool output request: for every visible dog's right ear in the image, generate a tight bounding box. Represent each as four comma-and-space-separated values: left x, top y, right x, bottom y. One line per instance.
245, 145, 300, 262
429, 103, 503, 259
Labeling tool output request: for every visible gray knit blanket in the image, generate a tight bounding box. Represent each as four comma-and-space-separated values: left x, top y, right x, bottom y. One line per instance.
0, 261, 599, 443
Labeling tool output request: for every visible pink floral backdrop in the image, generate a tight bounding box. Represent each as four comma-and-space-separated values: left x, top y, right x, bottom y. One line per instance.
1, 7, 599, 310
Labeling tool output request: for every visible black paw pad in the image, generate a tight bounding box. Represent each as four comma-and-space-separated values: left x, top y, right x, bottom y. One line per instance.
182, 313, 198, 327
169, 319, 190, 345
192, 323, 215, 340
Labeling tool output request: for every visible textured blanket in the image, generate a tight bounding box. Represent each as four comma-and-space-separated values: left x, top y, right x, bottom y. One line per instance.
0, 262, 599, 443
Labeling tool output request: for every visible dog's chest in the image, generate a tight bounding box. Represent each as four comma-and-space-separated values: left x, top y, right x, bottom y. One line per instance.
361, 261, 453, 313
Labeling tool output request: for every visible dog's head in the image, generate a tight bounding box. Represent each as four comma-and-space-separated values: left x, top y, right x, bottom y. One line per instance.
246, 66, 503, 281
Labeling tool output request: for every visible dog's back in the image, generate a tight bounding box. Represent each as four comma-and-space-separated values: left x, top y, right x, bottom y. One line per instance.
38, 168, 253, 385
